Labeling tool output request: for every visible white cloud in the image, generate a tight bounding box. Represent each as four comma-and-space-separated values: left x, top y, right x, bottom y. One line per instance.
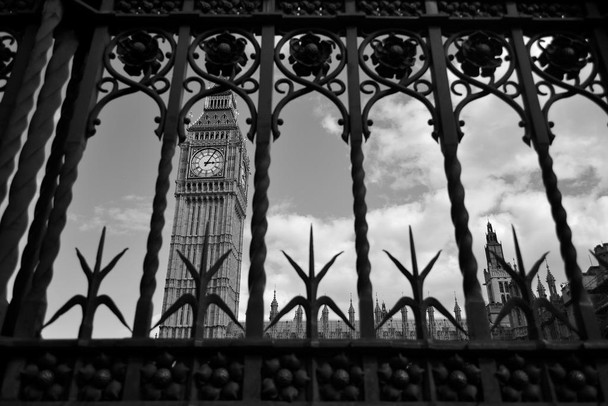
70, 195, 155, 235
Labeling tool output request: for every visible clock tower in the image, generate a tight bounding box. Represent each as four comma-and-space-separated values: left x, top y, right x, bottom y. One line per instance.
159, 91, 249, 339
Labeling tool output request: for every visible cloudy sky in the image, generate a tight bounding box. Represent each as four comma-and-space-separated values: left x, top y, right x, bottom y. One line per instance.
32, 34, 608, 339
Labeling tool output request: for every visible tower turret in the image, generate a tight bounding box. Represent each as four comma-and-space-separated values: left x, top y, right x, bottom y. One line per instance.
348, 295, 355, 327
270, 289, 279, 321
295, 305, 304, 338
545, 262, 559, 300
322, 304, 329, 338
454, 295, 463, 340
537, 275, 547, 298
400, 303, 408, 338
374, 296, 382, 325
427, 306, 436, 339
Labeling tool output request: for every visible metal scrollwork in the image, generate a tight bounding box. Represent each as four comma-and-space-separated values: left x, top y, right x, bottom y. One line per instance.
357, 0, 423, 16
446, 31, 527, 141
438, 1, 505, 18
278, 0, 343, 16
273, 30, 348, 141
115, 0, 183, 14
0, 0, 35, 13
359, 29, 434, 140
87, 29, 176, 139
529, 33, 608, 141
516, 1, 584, 19
195, 0, 262, 14
0, 31, 17, 94
181, 29, 260, 141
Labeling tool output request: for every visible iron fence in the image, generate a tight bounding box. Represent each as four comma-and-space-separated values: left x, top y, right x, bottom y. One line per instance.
0, 0, 607, 403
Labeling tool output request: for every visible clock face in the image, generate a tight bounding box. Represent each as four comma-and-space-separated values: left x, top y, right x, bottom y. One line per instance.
190, 148, 225, 177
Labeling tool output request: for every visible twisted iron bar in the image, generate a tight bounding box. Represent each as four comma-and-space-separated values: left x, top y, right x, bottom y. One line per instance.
535, 143, 600, 339
441, 142, 489, 340
133, 137, 176, 337
246, 139, 270, 337
350, 136, 373, 338
0, 0, 62, 207
0, 0, 64, 330
0, 30, 79, 336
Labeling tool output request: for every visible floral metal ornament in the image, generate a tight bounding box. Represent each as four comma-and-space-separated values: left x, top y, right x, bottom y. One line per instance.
455, 31, 503, 77
265, 226, 354, 338
490, 226, 578, 339
116, 31, 164, 76
288, 33, 334, 78
202, 32, 248, 77
0, 34, 16, 89
43, 228, 131, 339
370, 34, 417, 79
379, 227, 467, 339
537, 35, 590, 80
153, 222, 243, 338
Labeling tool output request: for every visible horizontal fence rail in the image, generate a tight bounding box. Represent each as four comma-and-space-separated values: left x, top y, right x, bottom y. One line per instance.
0, 0, 607, 404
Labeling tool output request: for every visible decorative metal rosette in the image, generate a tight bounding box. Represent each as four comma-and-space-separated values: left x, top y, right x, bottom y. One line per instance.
87, 29, 175, 138
278, 0, 342, 15
516, 1, 584, 18
369, 33, 418, 80
438, 1, 505, 17
378, 353, 424, 401
184, 29, 260, 141
19, 353, 72, 401
452, 31, 504, 78
496, 354, 544, 402
0, 0, 35, 13
535, 35, 591, 81
316, 353, 363, 401
262, 353, 309, 402
432, 354, 481, 402
200, 31, 248, 77
115, 0, 183, 14
357, 0, 423, 16
140, 352, 190, 400
547, 354, 600, 402
194, 352, 243, 401
286, 32, 335, 78
273, 30, 348, 140
359, 30, 434, 139
76, 353, 126, 401
195, 0, 262, 14
445, 31, 526, 141
0, 31, 17, 92
115, 31, 167, 77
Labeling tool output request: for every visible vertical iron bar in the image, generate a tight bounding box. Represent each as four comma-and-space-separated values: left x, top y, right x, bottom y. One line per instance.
3, 28, 80, 337
510, 27, 600, 340
132, 15, 192, 338
0, 0, 63, 330
0, 1, 60, 207
0, 24, 37, 147
345, 15, 374, 342
246, 23, 274, 339
243, 16, 274, 404
10, 1, 113, 338
587, 2, 608, 397
427, 26, 490, 341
